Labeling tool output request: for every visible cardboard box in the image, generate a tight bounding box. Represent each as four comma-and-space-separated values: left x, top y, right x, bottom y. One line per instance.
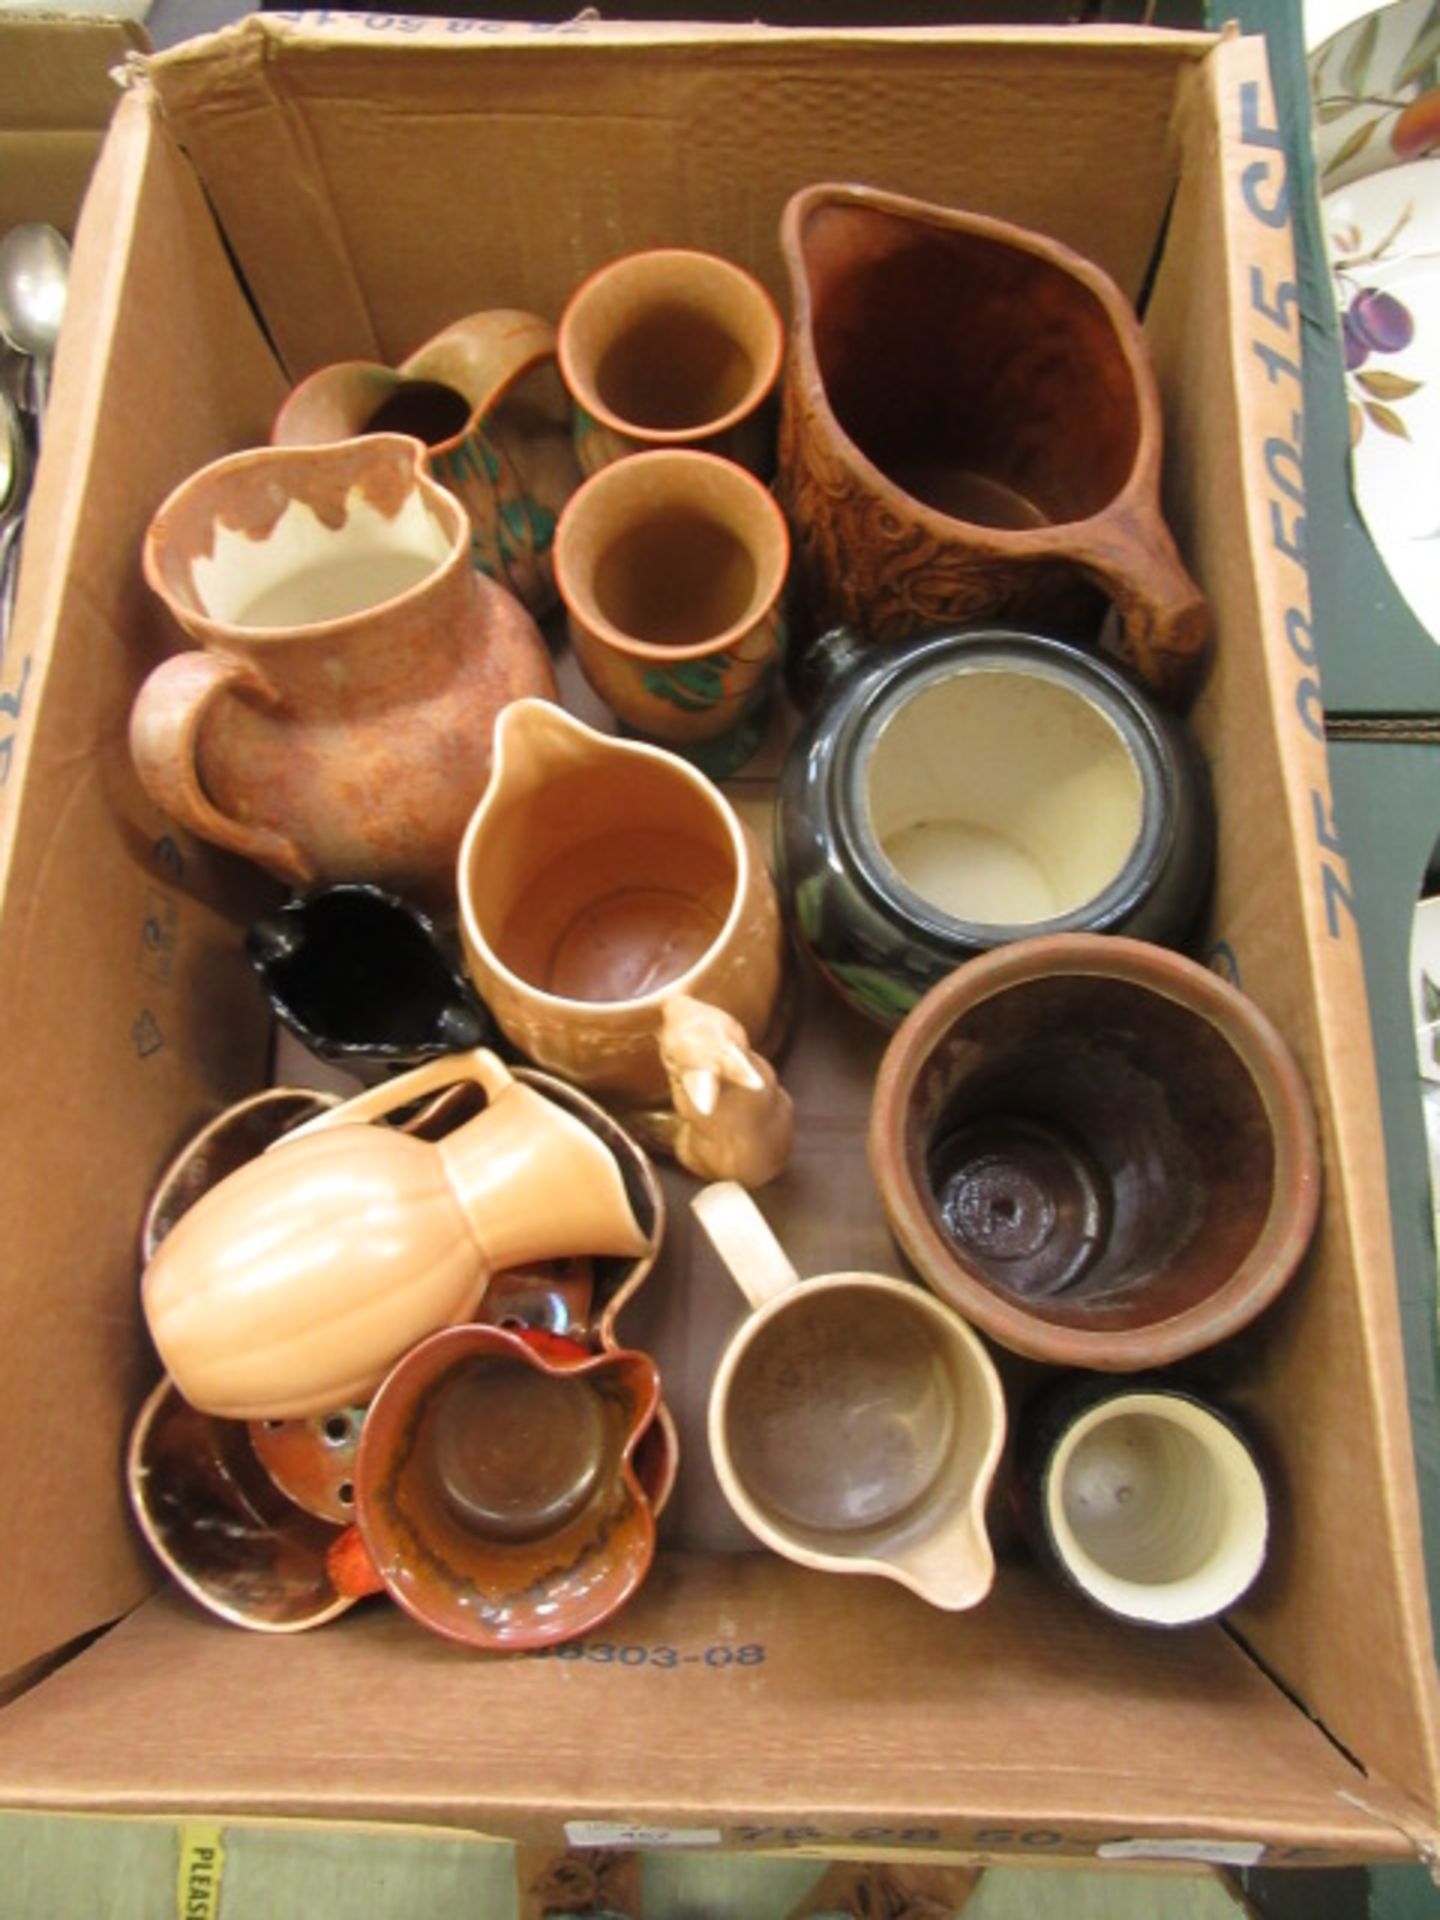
0, 9, 1436, 1872
0, 12, 147, 240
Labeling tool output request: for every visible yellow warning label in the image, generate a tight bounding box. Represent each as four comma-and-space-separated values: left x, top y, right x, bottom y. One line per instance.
176, 1824, 226, 1920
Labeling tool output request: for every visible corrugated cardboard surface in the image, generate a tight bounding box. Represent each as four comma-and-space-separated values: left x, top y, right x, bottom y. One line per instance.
0, 11, 1434, 1868
0, 14, 146, 235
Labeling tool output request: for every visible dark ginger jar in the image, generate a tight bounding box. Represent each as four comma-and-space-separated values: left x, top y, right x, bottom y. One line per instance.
774, 626, 1215, 1027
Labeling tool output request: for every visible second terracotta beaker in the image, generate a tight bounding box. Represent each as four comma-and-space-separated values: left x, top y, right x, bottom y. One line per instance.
553, 449, 790, 774
777, 183, 1209, 706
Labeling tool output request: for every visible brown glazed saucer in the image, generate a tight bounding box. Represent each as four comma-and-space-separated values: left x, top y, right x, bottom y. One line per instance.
868, 934, 1323, 1370
354, 1323, 662, 1651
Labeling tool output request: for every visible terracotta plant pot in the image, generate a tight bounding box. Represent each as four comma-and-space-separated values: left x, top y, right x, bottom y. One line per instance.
777, 183, 1209, 706
869, 935, 1323, 1370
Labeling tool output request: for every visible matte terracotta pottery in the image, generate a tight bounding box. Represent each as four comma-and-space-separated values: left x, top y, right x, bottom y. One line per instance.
127, 1377, 356, 1633
410, 1063, 670, 1350
692, 1181, 1005, 1611
130, 434, 556, 903
457, 698, 788, 1148
141, 1049, 650, 1421
869, 935, 1323, 1370
271, 309, 580, 617
1012, 1373, 1270, 1627
558, 247, 784, 477
353, 1323, 661, 1651
553, 448, 790, 775
777, 184, 1209, 706
775, 625, 1214, 1026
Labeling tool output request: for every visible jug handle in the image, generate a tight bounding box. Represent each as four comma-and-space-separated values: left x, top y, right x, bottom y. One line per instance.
280, 1047, 516, 1143
129, 651, 313, 885
691, 1180, 800, 1309
1067, 508, 1211, 709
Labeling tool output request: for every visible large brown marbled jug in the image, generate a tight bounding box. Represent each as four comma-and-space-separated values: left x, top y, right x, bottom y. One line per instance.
776, 184, 1209, 707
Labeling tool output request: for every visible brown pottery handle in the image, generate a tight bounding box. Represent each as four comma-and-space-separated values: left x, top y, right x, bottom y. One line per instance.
128, 649, 313, 884
1068, 507, 1211, 709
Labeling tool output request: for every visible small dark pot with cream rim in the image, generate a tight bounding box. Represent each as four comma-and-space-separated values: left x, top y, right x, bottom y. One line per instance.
774, 626, 1215, 1027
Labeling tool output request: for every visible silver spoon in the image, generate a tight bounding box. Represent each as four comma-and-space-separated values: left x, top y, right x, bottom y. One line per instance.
0, 223, 71, 434
0, 389, 33, 659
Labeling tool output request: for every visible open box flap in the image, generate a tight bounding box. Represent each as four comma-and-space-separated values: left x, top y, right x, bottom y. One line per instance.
0, 1559, 1426, 1866
1146, 31, 1440, 1822
141, 14, 1214, 381
0, 86, 284, 1684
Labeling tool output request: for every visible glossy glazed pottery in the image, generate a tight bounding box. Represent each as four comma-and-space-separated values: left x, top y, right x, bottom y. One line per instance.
776, 183, 1209, 705
354, 1323, 661, 1650
141, 1049, 650, 1421
557, 247, 784, 477
457, 698, 788, 1139
553, 448, 789, 774
1012, 1374, 1270, 1626
869, 935, 1323, 1370
130, 434, 556, 903
246, 882, 493, 1077
776, 625, 1214, 1027
127, 1377, 355, 1633
140, 1087, 341, 1265
692, 1181, 1005, 1610
247, 1403, 366, 1526
271, 309, 580, 616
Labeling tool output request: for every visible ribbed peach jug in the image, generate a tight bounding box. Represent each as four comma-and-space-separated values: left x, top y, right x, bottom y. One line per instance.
141, 1050, 650, 1421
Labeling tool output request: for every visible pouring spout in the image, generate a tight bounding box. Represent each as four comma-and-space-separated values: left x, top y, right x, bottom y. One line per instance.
887, 1508, 997, 1614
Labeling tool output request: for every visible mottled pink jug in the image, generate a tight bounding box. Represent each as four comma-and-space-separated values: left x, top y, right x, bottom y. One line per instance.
130, 434, 556, 905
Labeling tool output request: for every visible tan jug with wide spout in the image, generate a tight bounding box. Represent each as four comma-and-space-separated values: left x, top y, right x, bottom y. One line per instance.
457, 700, 789, 1143
777, 183, 1209, 707
141, 1050, 650, 1421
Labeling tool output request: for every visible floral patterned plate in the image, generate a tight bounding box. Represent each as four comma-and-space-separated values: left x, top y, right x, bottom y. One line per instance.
1324, 160, 1440, 640
1311, 0, 1440, 191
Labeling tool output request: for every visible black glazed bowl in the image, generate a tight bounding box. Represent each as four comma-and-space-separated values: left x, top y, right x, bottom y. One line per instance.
774, 626, 1215, 1027
247, 882, 495, 1076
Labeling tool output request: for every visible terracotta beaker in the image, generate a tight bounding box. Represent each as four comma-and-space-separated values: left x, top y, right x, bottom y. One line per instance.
272, 310, 580, 618
457, 699, 788, 1139
141, 1048, 651, 1421
777, 183, 1209, 706
553, 448, 790, 775
130, 434, 556, 903
558, 248, 784, 477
